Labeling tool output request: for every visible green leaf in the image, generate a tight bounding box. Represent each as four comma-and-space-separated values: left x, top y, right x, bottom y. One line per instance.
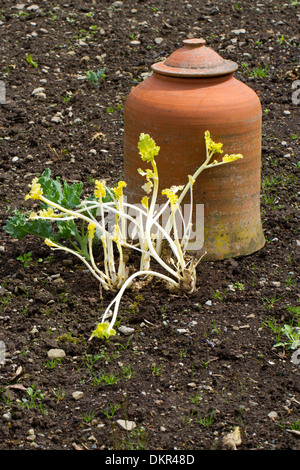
37, 169, 83, 209
56, 219, 79, 239
61, 181, 83, 208
4, 209, 53, 240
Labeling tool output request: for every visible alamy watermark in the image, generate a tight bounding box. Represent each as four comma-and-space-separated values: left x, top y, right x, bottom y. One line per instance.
0, 340, 6, 365
0, 80, 6, 104
292, 80, 300, 105
98, 200, 204, 251
291, 349, 300, 366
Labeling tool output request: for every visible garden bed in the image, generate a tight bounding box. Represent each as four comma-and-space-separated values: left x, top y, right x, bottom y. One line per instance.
0, 0, 299, 451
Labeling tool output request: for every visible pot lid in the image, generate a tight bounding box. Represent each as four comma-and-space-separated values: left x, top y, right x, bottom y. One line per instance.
151, 38, 238, 77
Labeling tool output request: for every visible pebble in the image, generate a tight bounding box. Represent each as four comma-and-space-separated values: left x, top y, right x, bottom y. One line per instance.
30, 326, 39, 337
175, 328, 189, 335
26, 5, 40, 11
47, 348, 66, 360
117, 419, 136, 431
268, 411, 279, 420
51, 114, 63, 123
154, 37, 164, 44
78, 39, 88, 46
271, 281, 281, 287
27, 429, 36, 441
32, 87, 45, 95
72, 391, 84, 400
231, 29, 246, 35
3, 412, 12, 421
118, 325, 135, 335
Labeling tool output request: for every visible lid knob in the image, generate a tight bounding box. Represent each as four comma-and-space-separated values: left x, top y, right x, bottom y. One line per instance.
151, 38, 238, 78
183, 38, 206, 47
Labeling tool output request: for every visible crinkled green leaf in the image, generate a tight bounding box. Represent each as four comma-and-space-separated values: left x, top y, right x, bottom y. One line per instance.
37, 169, 83, 209
4, 209, 53, 240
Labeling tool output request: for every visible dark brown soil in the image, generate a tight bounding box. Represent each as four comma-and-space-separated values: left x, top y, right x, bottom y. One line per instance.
0, 0, 299, 452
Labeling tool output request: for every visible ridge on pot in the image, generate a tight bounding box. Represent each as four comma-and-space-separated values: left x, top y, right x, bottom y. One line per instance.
123, 38, 265, 261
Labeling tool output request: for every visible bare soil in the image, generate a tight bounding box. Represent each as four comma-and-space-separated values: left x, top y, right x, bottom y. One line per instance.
0, 0, 299, 451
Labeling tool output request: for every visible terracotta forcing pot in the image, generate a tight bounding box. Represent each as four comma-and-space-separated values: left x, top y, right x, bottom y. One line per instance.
123, 38, 265, 260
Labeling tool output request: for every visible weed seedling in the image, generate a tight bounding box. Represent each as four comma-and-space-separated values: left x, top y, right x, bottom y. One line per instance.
26, 54, 37, 68
86, 68, 106, 85
195, 410, 215, 427
262, 295, 282, 310
81, 410, 96, 424
17, 251, 33, 268
103, 402, 121, 419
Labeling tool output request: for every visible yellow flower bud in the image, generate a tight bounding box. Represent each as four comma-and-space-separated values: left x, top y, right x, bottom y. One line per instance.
45, 238, 55, 248
113, 181, 127, 198
90, 322, 116, 340
39, 207, 55, 218
88, 223, 96, 239
25, 177, 43, 201
204, 130, 223, 154
162, 188, 178, 206
94, 180, 106, 200
222, 154, 243, 163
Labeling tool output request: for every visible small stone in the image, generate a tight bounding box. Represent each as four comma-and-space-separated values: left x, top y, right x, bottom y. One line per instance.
117, 419, 136, 431
231, 29, 246, 35
205, 300, 212, 306
268, 411, 279, 420
27, 429, 36, 441
32, 87, 45, 95
80, 55, 90, 63
35, 92, 47, 99
154, 37, 164, 45
2, 412, 12, 421
283, 110, 291, 115
47, 348, 66, 360
12, 156, 19, 163
72, 391, 84, 400
51, 114, 62, 123
175, 328, 188, 335
118, 325, 135, 335
89, 149, 97, 155
26, 5, 40, 11
222, 426, 241, 450
30, 326, 39, 336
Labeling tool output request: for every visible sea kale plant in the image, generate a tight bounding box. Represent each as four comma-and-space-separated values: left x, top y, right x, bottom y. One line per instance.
5, 131, 243, 340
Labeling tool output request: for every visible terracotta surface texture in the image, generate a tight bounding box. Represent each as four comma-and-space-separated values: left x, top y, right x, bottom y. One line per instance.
124, 38, 265, 260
